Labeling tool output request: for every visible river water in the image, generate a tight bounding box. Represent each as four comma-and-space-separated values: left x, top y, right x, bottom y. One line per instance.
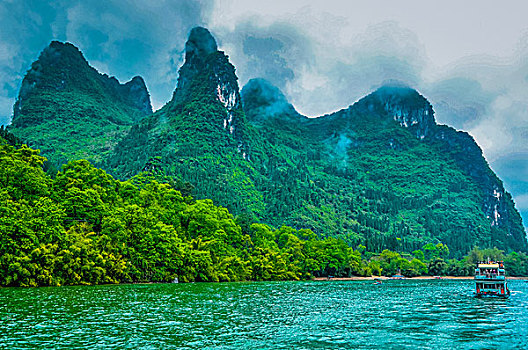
1, 279, 527, 349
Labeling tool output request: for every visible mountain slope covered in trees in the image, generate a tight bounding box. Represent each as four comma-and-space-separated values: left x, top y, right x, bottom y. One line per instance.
104, 27, 269, 215
104, 28, 526, 257
7, 27, 527, 258
8, 41, 152, 166
241, 80, 527, 256
2, 132, 527, 287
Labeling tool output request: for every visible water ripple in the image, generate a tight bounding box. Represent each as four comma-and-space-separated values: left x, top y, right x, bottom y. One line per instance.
0, 280, 527, 349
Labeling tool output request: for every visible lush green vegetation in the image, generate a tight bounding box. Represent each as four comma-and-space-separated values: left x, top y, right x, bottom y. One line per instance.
102, 47, 527, 258
242, 85, 527, 257
8, 41, 151, 166
372, 245, 528, 277
2, 136, 526, 287
107, 71, 527, 257
7, 36, 527, 264
0, 125, 22, 147
0, 139, 361, 286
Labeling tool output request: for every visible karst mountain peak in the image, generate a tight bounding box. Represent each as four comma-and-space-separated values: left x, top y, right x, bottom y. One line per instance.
5, 26, 526, 256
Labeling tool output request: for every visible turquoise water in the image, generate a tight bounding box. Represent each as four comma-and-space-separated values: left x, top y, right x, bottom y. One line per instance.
1, 279, 527, 349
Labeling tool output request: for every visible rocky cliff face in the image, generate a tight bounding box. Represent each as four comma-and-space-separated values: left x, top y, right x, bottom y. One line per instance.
355, 85, 435, 139
166, 27, 250, 157
171, 27, 239, 113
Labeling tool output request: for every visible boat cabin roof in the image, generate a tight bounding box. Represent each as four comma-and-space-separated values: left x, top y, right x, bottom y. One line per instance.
478, 263, 500, 268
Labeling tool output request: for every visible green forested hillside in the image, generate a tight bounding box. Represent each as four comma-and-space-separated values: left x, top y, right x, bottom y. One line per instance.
104, 28, 269, 216
8, 41, 152, 166
6, 28, 527, 260
0, 136, 371, 286
2, 135, 526, 287
241, 81, 492, 256
102, 29, 526, 258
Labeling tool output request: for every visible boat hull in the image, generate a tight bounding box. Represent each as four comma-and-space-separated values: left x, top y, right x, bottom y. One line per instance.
475, 293, 510, 299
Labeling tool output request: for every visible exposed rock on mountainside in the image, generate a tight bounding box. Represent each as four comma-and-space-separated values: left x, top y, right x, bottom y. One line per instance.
354, 85, 435, 139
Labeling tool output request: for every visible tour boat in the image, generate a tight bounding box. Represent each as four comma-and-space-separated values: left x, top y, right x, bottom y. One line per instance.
474, 261, 510, 298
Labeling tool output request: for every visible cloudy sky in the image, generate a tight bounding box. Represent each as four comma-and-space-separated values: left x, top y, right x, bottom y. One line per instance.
1, 0, 528, 225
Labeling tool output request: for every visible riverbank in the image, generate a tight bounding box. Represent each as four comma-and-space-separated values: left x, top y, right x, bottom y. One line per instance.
313, 276, 528, 281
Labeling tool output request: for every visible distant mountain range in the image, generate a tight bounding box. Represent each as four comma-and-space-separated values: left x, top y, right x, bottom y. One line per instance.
7, 27, 527, 257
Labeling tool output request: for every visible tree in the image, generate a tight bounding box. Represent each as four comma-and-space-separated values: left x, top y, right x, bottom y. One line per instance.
428, 257, 447, 276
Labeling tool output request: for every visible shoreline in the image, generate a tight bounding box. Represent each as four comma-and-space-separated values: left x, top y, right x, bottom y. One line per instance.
313, 276, 528, 281
2, 276, 527, 288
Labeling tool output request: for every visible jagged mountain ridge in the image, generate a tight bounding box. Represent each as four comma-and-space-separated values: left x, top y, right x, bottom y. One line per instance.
250, 81, 519, 238
104, 27, 267, 214
104, 27, 526, 255
7, 28, 527, 257
242, 79, 527, 254
8, 41, 152, 165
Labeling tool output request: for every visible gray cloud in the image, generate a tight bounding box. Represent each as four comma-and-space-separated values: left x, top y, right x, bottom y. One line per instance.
242, 35, 294, 88
424, 77, 492, 130
424, 41, 528, 162
214, 20, 315, 100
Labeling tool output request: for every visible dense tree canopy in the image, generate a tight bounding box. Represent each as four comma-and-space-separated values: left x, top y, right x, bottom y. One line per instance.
0, 139, 365, 286
1, 137, 526, 287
